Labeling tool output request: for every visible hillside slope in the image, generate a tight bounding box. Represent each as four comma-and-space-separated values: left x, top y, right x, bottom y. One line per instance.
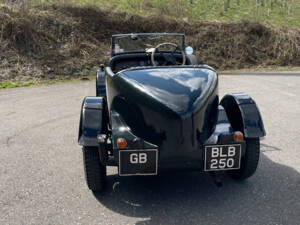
0, 3, 299, 83
99, 0, 300, 27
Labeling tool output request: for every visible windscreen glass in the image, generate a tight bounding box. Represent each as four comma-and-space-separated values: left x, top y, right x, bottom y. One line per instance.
113, 34, 184, 55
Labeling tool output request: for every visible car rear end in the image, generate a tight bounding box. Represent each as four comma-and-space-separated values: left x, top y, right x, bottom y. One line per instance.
106, 66, 246, 176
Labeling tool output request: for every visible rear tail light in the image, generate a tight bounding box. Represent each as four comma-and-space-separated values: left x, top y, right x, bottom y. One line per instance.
117, 138, 127, 149
234, 131, 244, 142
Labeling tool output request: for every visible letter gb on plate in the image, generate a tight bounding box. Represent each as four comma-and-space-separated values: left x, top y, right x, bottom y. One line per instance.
204, 144, 241, 171
119, 149, 158, 176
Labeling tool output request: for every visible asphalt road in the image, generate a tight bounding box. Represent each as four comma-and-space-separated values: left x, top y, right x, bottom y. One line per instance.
0, 74, 299, 225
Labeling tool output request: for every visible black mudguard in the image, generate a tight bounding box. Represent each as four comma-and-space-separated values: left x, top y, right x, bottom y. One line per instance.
78, 97, 104, 146
220, 93, 266, 138
96, 69, 106, 97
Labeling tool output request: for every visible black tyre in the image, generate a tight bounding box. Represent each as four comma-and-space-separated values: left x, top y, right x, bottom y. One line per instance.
83, 146, 107, 192
228, 138, 260, 180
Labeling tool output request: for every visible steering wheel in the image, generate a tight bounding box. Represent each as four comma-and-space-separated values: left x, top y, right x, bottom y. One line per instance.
151, 42, 186, 66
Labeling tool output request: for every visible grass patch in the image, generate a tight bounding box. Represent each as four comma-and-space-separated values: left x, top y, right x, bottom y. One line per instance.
0, 81, 36, 89
43, 74, 95, 85
220, 66, 300, 73
0, 75, 95, 90
25, 0, 300, 28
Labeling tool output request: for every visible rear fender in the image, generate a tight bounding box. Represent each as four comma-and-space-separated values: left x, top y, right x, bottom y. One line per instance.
78, 97, 104, 146
96, 69, 106, 97
220, 93, 266, 138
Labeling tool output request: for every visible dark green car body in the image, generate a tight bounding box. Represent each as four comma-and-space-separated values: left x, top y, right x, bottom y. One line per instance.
78, 33, 265, 184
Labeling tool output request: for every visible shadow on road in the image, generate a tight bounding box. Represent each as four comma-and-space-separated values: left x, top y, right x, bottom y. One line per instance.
94, 154, 300, 225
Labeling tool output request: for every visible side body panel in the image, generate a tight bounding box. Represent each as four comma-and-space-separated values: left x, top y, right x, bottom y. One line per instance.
220, 93, 266, 138
110, 111, 158, 164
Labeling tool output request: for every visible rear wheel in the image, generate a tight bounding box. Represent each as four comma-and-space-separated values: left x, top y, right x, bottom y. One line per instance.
228, 138, 260, 180
83, 146, 107, 192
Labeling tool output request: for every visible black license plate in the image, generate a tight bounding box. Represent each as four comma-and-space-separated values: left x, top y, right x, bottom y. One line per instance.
204, 144, 241, 171
119, 149, 158, 176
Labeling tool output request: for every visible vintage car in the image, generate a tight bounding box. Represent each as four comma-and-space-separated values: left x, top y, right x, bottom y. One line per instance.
78, 33, 266, 192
